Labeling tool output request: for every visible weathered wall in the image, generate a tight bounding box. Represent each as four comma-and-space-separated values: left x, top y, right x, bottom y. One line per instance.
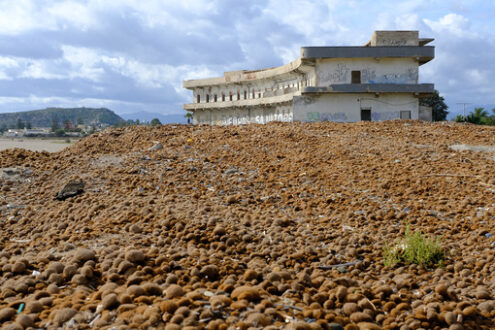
193, 105, 293, 125
419, 105, 433, 121
315, 58, 418, 86
370, 31, 419, 46
293, 93, 419, 122
192, 70, 314, 105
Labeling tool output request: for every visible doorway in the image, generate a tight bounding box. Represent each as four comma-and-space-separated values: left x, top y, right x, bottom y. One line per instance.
361, 108, 371, 121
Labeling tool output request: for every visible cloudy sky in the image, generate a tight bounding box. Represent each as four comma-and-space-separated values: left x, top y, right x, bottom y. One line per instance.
0, 0, 494, 118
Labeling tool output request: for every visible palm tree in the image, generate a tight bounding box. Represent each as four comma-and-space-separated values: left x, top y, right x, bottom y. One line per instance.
466, 107, 488, 124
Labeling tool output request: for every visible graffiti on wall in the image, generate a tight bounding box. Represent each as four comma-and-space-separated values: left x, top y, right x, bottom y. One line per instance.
371, 111, 400, 121
318, 63, 350, 84
306, 112, 348, 122
361, 67, 376, 83
218, 112, 293, 125
369, 68, 418, 84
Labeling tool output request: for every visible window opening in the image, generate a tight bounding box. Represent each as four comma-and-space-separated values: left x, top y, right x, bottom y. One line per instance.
352, 71, 361, 84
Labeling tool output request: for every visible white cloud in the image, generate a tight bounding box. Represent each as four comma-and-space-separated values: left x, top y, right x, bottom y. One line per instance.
0, 0, 494, 117
424, 13, 474, 38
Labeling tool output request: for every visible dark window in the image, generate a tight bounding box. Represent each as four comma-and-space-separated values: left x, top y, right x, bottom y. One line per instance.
352, 71, 361, 84
237, 91, 240, 100
222, 93, 225, 102
361, 108, 371, 121
258, 90, 261, 98
244, 91, 247, 99
229, 92, 233, 101
252, 90, 255, 99
214, 94, 217, 102
197, 95, 200, 103
206, 95, 209, 103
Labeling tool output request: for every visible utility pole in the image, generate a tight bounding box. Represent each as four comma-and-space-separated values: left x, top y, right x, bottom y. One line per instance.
456, 103, 471, 119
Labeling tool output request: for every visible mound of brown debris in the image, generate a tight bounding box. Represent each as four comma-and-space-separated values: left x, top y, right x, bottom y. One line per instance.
1, 121, 495, 329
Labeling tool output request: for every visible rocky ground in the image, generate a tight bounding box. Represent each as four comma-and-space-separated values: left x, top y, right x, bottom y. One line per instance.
0, 121, 495, 330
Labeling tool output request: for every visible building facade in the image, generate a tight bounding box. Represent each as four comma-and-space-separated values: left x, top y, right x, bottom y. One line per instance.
183, 31, 435, 125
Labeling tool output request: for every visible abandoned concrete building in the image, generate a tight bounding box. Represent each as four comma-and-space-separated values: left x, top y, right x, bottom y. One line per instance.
183, 31, 435, 125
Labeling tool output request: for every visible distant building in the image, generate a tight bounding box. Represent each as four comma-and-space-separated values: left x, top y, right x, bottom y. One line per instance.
183, 31, 434, 125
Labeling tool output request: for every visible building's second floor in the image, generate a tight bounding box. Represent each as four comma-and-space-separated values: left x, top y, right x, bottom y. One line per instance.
183, 30, 435, 109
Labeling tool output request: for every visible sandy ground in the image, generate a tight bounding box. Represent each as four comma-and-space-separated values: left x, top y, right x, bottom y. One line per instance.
0, 138, 76, 152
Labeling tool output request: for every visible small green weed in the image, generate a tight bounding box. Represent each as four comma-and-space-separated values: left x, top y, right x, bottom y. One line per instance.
383, 223, 445, 267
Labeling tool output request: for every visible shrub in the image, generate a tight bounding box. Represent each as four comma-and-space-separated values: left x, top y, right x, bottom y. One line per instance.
383, 223, 444, 267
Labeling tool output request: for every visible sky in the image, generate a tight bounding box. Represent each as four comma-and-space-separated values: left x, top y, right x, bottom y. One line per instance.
0, 0, 494, 118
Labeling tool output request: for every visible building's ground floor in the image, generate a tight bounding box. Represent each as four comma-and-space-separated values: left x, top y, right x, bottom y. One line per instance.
191, 92, 432, 125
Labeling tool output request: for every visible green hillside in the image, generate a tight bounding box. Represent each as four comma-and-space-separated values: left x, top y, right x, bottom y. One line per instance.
0, 107, 125, 129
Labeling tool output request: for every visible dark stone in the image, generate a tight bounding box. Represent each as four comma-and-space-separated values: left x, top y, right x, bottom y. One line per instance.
55, 180, 85, 201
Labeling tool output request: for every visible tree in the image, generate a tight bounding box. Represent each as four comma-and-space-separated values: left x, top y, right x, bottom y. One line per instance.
26, 121, 32, 129
77, 117, 84, 125
184, 112, 193, 124
419, 90, 448, 121
456, 107, 495, 126
150, 118, 162, 126
16, 118, 25, 129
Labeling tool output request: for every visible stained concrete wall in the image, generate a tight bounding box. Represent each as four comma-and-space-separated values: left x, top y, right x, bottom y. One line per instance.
315, 58, 418, 86
419, 105, 433, 121
293, 93, 419, 122
193, 104, 293, 125
191, 71, 314, 105
370, 31, 419, 46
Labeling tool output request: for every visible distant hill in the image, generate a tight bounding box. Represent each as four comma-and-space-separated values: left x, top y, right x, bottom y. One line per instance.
121, 111, 187, 124
0, 107, 124, 128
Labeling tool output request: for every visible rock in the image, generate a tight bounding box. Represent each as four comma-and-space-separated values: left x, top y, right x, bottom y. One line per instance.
475, 287, 491, 300
71, 274, 88, 285
213, 225, 226, 236
16, 314, 34, 328
244, 269, 258, 281
125, 249, 145, 263
160, 300, 178, 313
356, 322, 381, 330
12, 261, 26, 274
51, 308, 77, 325
73, 247, 96, 263
462, 306, 477, 317
350, 312, 372, 323
435, 283, 448, 296
149, 142, 163, 151
166, 284, 185, 299
25, 300, 43, 313
200, 265, 220, 281
127, 285, 145, 297
478, 300, 495, 314
343, 302, 359, 315
142, 282, 162, 296
130, 224, 142, 233
231, 286, 260, 301
102, 293, 119, 310
336, 286, 347, 301
444, 311, 456, 325
328, 323, 344, 330
0, 307, 16, 322
55, 180, 85, 200
246, 312, 271, 326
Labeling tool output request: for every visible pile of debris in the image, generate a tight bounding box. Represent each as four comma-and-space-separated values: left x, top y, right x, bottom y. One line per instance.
0, 121, 494, 329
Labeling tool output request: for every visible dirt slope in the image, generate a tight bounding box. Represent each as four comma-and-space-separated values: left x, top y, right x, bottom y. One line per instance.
1, 121, 495, 329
